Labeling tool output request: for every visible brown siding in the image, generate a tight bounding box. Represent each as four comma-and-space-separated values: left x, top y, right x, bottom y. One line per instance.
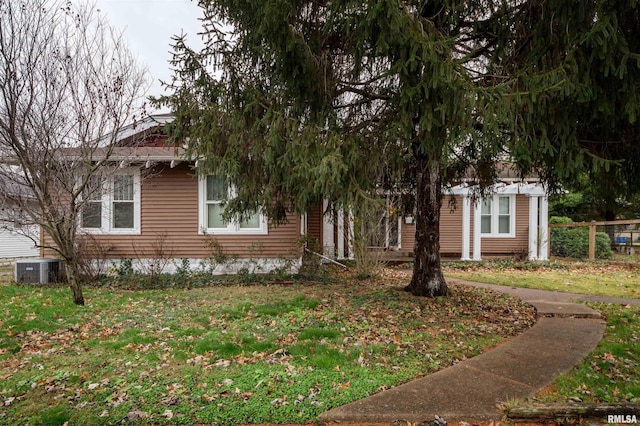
439, 196, 464, 254
307, 203, 323, 245
475, 194, 529, 256
400, 218, 414, 251
400, 195, 464, 254
78, 164, 301, 259
398, 194, 530, 257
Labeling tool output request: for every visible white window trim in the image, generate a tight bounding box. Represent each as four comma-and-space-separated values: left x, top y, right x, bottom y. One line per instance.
480, 194, 516, 238
79, 168, 141, 235
198, 176, 268, 235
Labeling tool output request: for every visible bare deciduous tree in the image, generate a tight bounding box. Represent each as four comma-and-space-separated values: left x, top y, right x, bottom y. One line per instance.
0, 0, 149, 305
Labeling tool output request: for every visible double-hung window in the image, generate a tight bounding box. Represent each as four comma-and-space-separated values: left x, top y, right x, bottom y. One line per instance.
80, 168, 140, 234
199, 175, 267, 235
480, 195, 514, 237
113, 175, 135, 229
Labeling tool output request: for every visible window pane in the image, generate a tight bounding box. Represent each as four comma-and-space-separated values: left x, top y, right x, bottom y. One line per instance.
207, 203, 228, 228
481, 216, 491, 233
84, 175, 103, 201
498, 215, 510, 234
481, 199, 491, 214
206, 176, 228, 201
82, 202, 102, 228
498, 197, 510, 214
113, 202, 134, 229
114, 175, 133, 201
239, 212, 261, 229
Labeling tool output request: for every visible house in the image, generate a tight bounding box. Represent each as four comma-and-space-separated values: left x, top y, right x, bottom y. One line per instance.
0, 179, 40, 260
41, 115, 549, 273
307, 175, 549, 263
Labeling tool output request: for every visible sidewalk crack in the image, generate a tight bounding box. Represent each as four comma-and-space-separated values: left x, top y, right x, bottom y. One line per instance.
464, 364, 535, 389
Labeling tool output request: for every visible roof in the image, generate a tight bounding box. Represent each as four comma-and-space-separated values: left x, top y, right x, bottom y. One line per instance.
0, 172, 35, 203
59, 113, 184, 165
110, 113, 174, 146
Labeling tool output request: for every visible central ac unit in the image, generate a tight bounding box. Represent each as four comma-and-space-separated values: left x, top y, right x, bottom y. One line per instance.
15, 259, 64, 284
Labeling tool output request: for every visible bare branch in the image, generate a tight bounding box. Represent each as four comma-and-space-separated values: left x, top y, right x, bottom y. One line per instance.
0, 0, 149, 305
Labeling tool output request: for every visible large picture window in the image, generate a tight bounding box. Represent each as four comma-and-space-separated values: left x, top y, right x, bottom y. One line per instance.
80, 169, 140, 234
199, 175, 267, 235
480, 195, 515, 237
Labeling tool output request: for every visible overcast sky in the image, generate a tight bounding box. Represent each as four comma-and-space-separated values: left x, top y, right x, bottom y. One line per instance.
95, 0, 205, 101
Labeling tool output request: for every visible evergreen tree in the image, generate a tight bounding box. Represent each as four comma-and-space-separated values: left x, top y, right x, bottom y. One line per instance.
157, 0, 505, 297
496, 0, 640, 217
157, 0, 640, 297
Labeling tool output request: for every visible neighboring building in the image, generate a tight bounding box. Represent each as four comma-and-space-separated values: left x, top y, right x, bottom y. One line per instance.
41, 115, 549, 273
0, 179, 39, 259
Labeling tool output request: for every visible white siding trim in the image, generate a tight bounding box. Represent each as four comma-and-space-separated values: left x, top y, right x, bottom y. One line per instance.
528, 196, 539, 260
461, 195, 471, 260
539, 196, 549, 260
473, 199, 482, 261
322, 200, 335, 258
336, 208, 345, 260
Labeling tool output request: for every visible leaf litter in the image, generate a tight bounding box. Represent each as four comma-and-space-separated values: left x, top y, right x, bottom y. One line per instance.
0, 267, 536, 424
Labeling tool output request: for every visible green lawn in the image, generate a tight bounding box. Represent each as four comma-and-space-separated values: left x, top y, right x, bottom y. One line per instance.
444, 258, 640, 299
535, 303, 640, 404
0, 269, 534, 425
443, 259, 640, 408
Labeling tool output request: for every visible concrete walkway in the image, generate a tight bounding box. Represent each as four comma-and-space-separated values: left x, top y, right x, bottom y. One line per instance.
320, 280, 626, 423
453, 279, 640, 307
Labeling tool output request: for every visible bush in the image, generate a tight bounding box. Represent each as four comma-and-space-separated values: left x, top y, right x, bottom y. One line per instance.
550, 216, 612, 259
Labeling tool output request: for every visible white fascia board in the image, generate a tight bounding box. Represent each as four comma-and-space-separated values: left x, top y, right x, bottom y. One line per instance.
451, 182, 546, 196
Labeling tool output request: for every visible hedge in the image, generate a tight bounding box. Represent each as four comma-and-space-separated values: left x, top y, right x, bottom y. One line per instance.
549, 216, 612, 259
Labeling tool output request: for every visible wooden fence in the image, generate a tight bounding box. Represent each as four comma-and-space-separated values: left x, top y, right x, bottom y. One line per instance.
549, 219, 640, 259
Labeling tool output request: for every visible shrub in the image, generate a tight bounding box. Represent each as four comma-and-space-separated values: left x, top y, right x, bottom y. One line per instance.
550, 216, 612, 259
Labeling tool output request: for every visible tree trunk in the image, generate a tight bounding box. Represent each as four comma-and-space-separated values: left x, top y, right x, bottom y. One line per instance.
65, 262, 85, 306
404, 155, 449, 297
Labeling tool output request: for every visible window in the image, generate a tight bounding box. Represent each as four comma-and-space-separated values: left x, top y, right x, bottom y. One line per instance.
113, 175, 135, 229
80, 169, 140, 234
199, 175, 267, 235
81, 175, 103, 229
480, 195, 514, 237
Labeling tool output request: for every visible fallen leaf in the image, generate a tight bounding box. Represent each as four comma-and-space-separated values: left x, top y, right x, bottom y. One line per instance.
127, 410, 149, 421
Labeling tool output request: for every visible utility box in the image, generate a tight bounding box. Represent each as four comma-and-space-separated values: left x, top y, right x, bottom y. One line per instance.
15, 259, 64, 284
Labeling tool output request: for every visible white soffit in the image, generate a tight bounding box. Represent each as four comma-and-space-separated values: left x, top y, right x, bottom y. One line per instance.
451, 182, 546, 196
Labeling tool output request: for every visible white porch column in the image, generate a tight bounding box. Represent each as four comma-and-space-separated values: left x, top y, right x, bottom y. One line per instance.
461, 195, 471, 260
528, 196, 539, 260
472, 199, 482, 261
322, 200, 335, 258
337, 208, 345, 260
539, 196, 549, 260
300, 213, 307, 236
347, 209, 355, 260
